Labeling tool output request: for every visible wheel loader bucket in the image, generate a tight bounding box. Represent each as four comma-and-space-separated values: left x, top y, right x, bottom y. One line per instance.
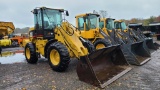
120, 42, 151, 65
120, 44, 139, 65
145, 39, 157, 51
77, 45, 132, 88
130, 41, 151, 65
154, 42, 160, 49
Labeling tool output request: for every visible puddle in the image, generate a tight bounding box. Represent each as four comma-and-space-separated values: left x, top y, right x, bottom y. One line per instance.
0, 50, 26, 64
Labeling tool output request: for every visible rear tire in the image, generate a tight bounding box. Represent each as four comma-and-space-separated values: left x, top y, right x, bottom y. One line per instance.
25, 43, 38, 64
47, 42, 70, 72
94, 39, 111, 49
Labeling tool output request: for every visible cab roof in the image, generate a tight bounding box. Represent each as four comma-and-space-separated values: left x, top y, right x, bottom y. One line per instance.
100, 18, 115, 21
75, 13, 100, 18
32, 7, 64, 13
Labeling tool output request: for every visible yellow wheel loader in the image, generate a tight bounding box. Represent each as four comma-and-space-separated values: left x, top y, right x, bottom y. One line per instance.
24, 7, 131, 88
115, 20, 157, 53
115, 20, 151, 65
74, 13, 131, 87
100, 18, 151, 65
128, 23, 160, 49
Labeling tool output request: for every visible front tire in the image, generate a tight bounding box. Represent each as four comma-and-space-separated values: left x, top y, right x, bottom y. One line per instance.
47, 42, 70, 72
94, 39, 111, 49
25, 43, 38, 64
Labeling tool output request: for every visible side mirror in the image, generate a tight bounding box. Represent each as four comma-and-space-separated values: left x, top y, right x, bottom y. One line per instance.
33, 9, 38, 14
66, 11, 69, 16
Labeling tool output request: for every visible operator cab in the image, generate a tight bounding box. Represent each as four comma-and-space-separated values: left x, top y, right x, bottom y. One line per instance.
32, 7, 69, 39
114, 21, 127, 31
99, 18, 115, 30
76, 13, 100, 31
75, 13, 100, 39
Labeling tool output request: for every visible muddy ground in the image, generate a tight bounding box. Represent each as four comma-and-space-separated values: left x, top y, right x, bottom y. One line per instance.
0, 41, 160, 90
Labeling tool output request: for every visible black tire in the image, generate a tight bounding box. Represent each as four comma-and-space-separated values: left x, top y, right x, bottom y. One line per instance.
94, 39, 111, 49
47, 42, 70, 72
25, 43, 38, 64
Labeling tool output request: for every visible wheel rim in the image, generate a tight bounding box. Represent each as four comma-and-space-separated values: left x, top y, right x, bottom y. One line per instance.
50, 49, 60, 66
26, 47, 31, 59
96, 44, 105, 49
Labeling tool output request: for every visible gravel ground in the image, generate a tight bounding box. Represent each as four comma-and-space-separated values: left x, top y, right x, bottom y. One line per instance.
0, 40, 160, 90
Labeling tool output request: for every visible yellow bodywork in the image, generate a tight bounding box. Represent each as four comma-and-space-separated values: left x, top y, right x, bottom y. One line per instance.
25, 47, 31, 59
35, 40, 47, 56
0, 39, 12, 46
95, 43, 105, 49
54, 22, 88, 58
0, 22, 15, 36
27, 22, 88, 58
75, 13, 104, 43
23, 27, 47, 56
22, 39, 30, 47
50, 49, 60, 65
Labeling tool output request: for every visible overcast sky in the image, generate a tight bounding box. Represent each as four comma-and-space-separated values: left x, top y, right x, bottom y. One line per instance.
0, 0, 159, 28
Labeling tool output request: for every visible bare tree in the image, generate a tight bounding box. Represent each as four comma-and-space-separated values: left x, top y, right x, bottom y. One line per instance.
99, 10, 107, 18
93, 10, 98, 14
93, 10, 108, 18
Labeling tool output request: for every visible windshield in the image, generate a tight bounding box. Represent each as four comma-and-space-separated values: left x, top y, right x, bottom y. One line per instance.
43, 9, 62, 29
114, 22, 121, 29
106, 19, 114, 30
121, 22, 127, 30
86, 15, 99, 30
99, 21, 104, 29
